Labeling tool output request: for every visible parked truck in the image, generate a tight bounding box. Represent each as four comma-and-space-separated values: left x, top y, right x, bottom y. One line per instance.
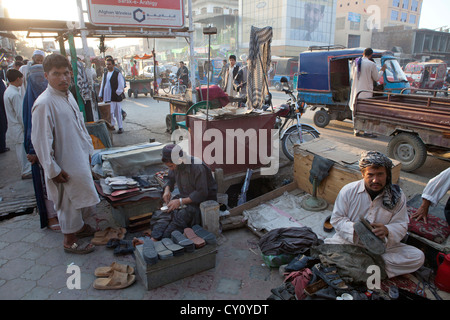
353, 89, 450, 171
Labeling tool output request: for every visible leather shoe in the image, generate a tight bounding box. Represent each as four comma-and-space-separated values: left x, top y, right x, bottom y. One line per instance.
118, 128, 124, 134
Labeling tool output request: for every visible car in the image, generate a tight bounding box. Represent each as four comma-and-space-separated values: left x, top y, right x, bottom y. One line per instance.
140, 65, 155, 79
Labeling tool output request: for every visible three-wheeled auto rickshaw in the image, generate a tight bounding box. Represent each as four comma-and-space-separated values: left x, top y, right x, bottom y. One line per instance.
403, 60, 448, 92
195, 58, 224, 86
296, 46, 410, 128
270, 57, 299, 91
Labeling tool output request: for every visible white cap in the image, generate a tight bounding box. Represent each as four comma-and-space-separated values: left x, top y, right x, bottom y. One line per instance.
33, 49, 45, 57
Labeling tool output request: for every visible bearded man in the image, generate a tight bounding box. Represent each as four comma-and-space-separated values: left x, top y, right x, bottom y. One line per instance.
325, 151, 424, 278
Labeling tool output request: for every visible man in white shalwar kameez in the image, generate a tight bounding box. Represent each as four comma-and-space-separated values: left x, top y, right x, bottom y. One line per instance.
3, 69, 32, 178
349, 48, 386, 136
325, 151, 424, 278
31, 54, 99, 254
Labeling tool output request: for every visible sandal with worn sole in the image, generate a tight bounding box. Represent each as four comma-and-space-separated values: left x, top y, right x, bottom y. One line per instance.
64, 240, 95, 254
184, 228, 205, 249
93, 270, 135, 290
312, 264, 349, 290
354, 217, 385, 255
95, 262, 134, 277
192, 224, 217, 245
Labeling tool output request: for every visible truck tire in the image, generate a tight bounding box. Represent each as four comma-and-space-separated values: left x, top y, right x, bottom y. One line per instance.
275, 82, 282, 91
313, 109, 331, 128
387, 133, 428, 172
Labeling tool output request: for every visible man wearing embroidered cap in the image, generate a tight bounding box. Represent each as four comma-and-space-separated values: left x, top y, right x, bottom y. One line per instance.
325, 151, 425, 278
19, 49, 45, 97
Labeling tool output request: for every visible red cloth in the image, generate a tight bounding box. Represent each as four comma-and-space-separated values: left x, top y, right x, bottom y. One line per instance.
407, 206, 450, 244
196, 85, 229, 107
284, 268, 313, 300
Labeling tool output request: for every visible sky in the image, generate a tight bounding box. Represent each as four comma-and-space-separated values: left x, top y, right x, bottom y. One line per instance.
1, 0, 449, 46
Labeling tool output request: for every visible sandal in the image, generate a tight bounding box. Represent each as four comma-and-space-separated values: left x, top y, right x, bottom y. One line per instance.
91, 227, 126, 245
312, 264, 349, 290
184, 227, 205, 249
93, 270, 135, 290
48, 223, 61, 232
94, 262, 134, 277
113, 240, 135, 256
353, 217, 385, 255
75, 224, 96, 238
64, 240, 95, 254
192, 224, 217, 245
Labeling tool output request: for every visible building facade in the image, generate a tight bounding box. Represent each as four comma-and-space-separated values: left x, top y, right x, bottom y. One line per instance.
335, 0, 423, 48
239, 0, 337, 57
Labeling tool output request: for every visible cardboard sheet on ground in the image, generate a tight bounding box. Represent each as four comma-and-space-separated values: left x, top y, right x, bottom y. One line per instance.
243, 192, 334, 240
296, 138, 363, 166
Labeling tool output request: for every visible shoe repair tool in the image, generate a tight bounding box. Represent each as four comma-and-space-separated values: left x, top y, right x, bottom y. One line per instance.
301, 176, 328, 211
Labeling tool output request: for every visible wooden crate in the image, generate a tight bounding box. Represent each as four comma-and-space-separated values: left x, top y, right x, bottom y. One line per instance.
293, 139, 401, 205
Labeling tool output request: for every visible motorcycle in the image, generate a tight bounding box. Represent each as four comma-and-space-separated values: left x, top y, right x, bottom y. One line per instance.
264, 77, 320, 160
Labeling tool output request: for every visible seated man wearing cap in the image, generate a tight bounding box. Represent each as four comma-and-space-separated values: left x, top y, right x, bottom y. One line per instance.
325, 151, 424, 278
151, 144, 218, 240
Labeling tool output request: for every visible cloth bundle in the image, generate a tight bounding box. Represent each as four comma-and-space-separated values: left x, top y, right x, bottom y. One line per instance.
247, 26, 273, 109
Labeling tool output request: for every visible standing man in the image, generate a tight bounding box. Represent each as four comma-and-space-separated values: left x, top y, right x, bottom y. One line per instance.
234, 58, 249, 100
325, 151, 424, 278
151, 144, 218, 240
349, 48, 386, 137
0, 78, 8, 153
224, 55, 239, 97
31, 54, 99, 254
176, 61, 189, 88
99, 58, 125, 134
218, 59, 228, 89
3, 69, 31, 178
19, 49, 45, 97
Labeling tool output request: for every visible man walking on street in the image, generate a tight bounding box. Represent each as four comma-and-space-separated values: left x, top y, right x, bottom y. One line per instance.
31, 54, 99, 254
99, 58, 125, 133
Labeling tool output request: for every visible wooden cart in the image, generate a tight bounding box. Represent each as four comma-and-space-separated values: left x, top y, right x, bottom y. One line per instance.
127, 78, 153, 98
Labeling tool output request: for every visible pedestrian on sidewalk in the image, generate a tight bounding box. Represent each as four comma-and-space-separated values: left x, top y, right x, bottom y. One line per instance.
3, 69, 32, 178
99, 57, 125, 134
0, 79, 8, 154
31, 54, 99, 254
22, 59, 60, 231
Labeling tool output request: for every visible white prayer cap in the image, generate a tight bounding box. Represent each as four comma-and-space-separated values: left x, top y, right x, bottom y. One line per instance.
33, 49, 45, 57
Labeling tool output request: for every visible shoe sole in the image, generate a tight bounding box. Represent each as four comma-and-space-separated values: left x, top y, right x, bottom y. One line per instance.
353, 220, 385, 255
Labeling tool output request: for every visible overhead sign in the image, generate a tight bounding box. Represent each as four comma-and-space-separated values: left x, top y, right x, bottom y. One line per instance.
87, 0, 185, 28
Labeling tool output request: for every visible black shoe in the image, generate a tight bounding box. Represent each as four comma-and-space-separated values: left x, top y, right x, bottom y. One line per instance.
118, 128, 124, 134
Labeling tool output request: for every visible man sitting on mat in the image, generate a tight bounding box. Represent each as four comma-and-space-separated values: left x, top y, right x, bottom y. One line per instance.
325, 151, 424, 278
150, 144, 218, 241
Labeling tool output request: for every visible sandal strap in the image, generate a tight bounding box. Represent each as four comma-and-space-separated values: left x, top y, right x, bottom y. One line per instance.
109, 270, 130, 286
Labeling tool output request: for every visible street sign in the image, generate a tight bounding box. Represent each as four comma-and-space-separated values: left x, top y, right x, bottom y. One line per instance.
87, 0, 185, 28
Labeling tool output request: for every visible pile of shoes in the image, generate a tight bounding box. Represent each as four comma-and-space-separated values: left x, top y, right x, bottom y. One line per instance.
141, 225, 217, 266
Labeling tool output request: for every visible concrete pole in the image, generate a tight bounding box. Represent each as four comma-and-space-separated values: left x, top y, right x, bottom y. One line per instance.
187, 0, 197, 103
77, 0, 97, 120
